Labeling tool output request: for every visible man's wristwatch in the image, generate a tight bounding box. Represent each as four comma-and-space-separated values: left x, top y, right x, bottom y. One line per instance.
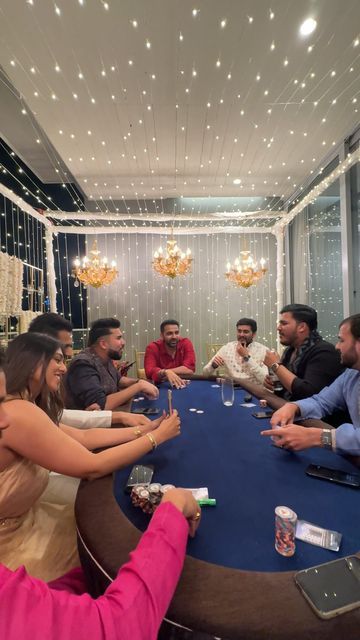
320, 429, 333, 450
243, 355, 251, 362
270, 362, 281, 373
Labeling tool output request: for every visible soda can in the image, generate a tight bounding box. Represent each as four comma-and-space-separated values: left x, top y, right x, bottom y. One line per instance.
275, 506, 297, 556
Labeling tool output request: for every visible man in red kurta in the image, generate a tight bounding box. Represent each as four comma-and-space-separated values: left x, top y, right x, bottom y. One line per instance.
144, 319, 196, 388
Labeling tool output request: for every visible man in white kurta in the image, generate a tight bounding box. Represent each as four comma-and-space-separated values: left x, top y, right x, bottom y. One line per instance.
203, 317, 268, 385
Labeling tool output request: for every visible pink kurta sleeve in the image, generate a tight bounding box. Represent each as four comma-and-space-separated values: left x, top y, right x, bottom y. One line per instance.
0, 502, 188, 640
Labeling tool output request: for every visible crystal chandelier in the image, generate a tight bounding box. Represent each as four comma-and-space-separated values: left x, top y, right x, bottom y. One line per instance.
225, 251, 267, 289
72, 240, 118, 289
152, 232, 192, 279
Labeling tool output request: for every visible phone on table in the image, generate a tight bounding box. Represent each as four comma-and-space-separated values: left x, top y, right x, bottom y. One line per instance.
295, 556, 360, 619
306, 464, 360, 488
132, 407, 160, 415
124, 464, 154, 494
252, 410, 274, 419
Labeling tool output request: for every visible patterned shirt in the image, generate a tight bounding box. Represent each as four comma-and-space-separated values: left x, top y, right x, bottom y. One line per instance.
203, 340, 268, 385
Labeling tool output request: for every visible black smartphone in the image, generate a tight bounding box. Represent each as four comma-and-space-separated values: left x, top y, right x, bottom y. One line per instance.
252, 410, 274, 419
306, 464, 360, 488
124, 464, 154, 494
295, 556, 360, 619
132, 407, 160, 415
121, 361, 136, 374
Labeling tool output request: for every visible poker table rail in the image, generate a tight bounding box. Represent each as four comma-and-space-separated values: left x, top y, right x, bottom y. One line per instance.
75, 473, 360, 640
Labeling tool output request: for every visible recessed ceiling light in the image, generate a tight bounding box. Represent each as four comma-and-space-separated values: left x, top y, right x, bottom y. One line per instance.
299, 17, 317, 37
233, 178, 241, 185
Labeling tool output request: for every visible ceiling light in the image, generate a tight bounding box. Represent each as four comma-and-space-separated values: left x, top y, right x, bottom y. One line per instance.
299, 18, 317, 37
233, 178, 241, 185
354, 38, 359, 47
131, 19, 138, 27
220, 18, 227, 28
192, 8, 198, 17
179, 32, 183, 41
146, 40, 151, 49
216, 59, 221, 67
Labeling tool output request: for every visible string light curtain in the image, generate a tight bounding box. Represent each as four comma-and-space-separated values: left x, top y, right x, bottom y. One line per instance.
87, 231, 277, 371
289, 179, 343, 342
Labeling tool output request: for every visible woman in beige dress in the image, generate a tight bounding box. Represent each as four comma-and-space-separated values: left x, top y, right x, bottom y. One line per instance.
0, 333, 180, 581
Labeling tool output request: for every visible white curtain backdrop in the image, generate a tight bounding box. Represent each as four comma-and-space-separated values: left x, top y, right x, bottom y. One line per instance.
87, 231, 277, 371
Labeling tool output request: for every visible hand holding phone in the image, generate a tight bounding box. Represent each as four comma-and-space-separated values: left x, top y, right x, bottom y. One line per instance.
121, 360, 136, 375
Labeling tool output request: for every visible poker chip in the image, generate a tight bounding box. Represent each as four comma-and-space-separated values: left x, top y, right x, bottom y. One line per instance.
137, 397, 145, 400
211, 384, 220, 388
189, 408, 197, 412
196, 410, 204, 414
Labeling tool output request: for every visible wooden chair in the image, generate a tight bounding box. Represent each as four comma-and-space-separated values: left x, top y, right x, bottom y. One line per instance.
134, 350, 146, 379
206, 343, 224, 361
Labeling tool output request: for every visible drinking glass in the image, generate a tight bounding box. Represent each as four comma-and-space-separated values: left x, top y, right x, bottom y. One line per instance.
221, 378, 234, 406
268, 370, 283, 393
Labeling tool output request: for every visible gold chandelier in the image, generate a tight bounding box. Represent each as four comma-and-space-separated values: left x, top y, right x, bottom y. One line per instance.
152, 232, 192, 279
72, 240, 118, 289
225, 251, 267, 289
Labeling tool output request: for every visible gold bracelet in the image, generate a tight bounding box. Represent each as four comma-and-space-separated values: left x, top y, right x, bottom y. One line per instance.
145, 432, 157, 450
133, 428, 142, 439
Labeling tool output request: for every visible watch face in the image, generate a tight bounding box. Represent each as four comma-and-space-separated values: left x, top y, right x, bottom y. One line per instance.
321, 430, 332, 449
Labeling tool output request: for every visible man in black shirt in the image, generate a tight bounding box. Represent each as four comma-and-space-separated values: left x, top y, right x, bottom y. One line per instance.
263, 304, 343, 401
65, 318, 158, 410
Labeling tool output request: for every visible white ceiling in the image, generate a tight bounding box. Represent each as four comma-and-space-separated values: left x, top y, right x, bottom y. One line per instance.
0, 0, 359, 206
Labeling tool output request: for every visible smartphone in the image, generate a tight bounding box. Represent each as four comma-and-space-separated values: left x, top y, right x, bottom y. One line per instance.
306, 464, 360, 488
132, 407, 160, 415
252, 410, 274, 419
124, 464, 154, 494
121, 361, 136, 374
295, 556, 360, 619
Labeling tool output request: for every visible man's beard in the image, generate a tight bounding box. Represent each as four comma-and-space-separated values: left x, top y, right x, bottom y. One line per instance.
108, 349, 122, 360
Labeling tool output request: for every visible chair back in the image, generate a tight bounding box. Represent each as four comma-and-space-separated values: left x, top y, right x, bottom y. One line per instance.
206, 343, 224, 361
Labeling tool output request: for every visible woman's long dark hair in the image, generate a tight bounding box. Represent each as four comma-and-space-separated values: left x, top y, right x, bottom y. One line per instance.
5, 332, 63, 424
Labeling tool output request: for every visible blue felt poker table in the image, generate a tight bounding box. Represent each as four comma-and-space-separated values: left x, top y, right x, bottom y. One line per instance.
75, 379, 360, 639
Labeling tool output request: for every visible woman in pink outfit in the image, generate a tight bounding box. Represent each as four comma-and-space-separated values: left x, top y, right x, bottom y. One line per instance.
0, 349, 201, 639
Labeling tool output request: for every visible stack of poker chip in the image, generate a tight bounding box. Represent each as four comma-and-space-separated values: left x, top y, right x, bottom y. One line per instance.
131, 483, 175, 514
275, 506, 297, 556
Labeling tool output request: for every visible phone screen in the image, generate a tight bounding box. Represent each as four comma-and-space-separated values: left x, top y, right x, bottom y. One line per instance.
295, 556, 360, 618
306, 464, 360, 488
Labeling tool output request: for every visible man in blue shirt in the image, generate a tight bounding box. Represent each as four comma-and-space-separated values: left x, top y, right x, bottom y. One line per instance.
261, 313, 360, 455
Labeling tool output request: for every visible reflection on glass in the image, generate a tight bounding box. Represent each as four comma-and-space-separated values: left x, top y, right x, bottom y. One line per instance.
221, 378, 234, 406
